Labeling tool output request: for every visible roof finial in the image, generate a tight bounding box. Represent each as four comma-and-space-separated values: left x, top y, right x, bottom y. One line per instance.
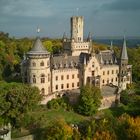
36, 27, 41, 37
37, 27, 40, 33
110, 40, 113, 51
76, 8, 79, 16
87, 32, 92, 42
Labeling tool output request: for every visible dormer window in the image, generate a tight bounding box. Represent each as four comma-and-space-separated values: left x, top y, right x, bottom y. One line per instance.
40, 61, 44, 66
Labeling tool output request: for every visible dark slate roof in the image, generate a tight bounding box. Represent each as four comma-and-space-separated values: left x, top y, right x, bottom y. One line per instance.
96, 50, 118, 65
121, 38, 128, 60
52, 55, 79, 69
79, 53, 91, 64
27, 37, 49, 55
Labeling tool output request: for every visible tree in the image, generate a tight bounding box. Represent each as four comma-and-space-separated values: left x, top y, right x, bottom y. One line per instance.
43, 40, 53, 53
43, 118, 73, 140
93, 130, 116, 140
77, 85, 102, 116
0, 82, 43, 127
117, 114, 140, 140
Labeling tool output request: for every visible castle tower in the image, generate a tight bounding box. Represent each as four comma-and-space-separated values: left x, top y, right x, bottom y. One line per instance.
71, 16, 83, 42
25, 37, 51, 96
119, 36, 128, 90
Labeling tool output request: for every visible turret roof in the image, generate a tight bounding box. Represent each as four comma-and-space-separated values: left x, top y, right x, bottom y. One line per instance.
121, 37, 128, 60
27, 37, 49, 55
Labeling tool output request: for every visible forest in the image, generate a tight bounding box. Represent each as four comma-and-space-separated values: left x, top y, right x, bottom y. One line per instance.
0, 31, 140, 140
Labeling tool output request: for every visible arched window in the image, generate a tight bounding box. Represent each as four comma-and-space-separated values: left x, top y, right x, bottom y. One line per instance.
32, 62, 36, 67
40, 61, 44, 66
41, 74, 45, 83
33, 75, 36, 83
41, 88, 45, 94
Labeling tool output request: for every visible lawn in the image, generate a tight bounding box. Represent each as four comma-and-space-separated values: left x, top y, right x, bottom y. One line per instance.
46, 108, 89, 124
30, 107, 89, 126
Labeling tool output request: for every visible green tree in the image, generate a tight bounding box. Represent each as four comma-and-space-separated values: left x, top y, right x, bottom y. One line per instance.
77, 85, 102, 116
0, 82, 42, 127
43, 40, 53, 53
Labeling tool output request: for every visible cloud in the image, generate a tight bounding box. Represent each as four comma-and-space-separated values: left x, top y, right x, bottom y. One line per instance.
0, 0, 52, 17
102, 0, 140, 11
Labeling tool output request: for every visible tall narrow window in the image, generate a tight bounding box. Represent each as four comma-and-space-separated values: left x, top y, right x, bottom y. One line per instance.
41, 88, 45, 94
33, 75, 36, 83
32, 62, 36, 67
72, 74, 74, 79
67, 75, 69, 79
107, 70, 109, 75
41, 74, 45, 83
112, 70, 114, 74
61, 75, 64, 80
72, 83, 74, 88
92, 71, 95, 76
77, 82, 79, 87
61, 84, 64, 89
56, 85, 58, 90
67, 83, 69, 88
56, 76, 58, 81
40, 61, 44, 66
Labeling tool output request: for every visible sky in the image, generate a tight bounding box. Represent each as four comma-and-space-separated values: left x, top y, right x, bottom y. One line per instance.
0, 0, 140, 38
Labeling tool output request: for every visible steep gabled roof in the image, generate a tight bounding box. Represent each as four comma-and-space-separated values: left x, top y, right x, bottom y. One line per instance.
27, 37, 49, 55
121, 37, 128, 60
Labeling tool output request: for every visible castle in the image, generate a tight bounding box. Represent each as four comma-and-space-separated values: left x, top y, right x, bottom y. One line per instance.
21, 16, 132, 109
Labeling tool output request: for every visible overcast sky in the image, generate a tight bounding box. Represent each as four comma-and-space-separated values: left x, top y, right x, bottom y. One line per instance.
0, 0, 140, 38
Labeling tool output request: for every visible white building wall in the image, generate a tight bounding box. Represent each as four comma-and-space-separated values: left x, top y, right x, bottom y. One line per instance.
71, 42, 90, 56
84, 55, 101, 85
52, 69, 80, 93
100, 65, 119, 87
27, 57, 51, 95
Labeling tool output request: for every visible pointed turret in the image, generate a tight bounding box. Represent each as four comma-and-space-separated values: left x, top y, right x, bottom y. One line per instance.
118, 36, 129, 90
110, 41, 113, 50
120, 36, 128, 60
27, 37, 49, 55
87, 32, 92, 42
62, 32, 67, 42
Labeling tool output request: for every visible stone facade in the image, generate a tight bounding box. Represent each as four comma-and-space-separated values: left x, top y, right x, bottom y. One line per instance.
21, 16, 132, 108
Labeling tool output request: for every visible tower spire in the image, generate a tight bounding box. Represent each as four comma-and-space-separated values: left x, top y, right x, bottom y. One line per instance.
87, 32, 92, 42
121, 36, 128, 60
110, 41, 113, 49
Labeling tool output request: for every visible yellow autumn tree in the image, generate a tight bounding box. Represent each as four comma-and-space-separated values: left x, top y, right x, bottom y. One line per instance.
44, 117, 73, 140
93, 130, 116, 140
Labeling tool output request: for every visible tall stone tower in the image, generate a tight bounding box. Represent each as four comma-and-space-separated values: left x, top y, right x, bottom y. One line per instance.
71, 16, 84, 42
119, 37, 128, 90
22, 37, 51, 96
